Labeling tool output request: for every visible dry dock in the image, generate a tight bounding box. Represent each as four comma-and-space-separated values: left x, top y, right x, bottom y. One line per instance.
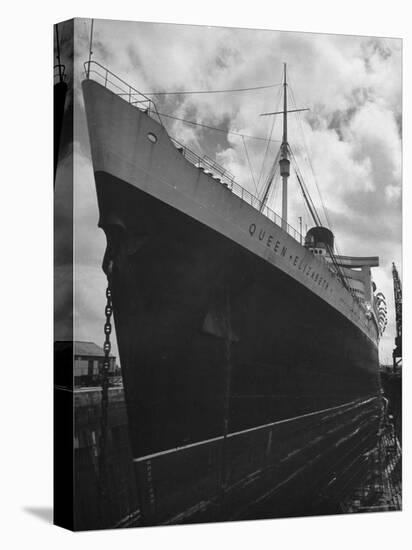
74, 377, 401, 529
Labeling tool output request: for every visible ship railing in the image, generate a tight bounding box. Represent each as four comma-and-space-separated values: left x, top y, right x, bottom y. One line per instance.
83, 60, 304, 243
170, 139, 235, 187
83, 60, 163, 126
203, 154, 235, 184
171, 138, 304, 242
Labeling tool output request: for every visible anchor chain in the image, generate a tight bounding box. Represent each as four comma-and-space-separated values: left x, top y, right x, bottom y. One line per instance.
98, 266, 114, 511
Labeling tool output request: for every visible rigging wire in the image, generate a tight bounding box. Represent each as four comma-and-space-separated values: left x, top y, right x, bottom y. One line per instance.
259, 148, 281, 210
288, 82, 332, 229
289, 83, 346, 260
289, 146, 351, 291
155, 72, 283, 201
288, 146, 321, 226
143, 82, 283, 96
287, 79, 346, 261
157, 111, 281, 143
242, 136, 258, 196
295, 169, 321, 227
257, 122, 275, 193
257, 84, 283, 192
267, 161, 281, 212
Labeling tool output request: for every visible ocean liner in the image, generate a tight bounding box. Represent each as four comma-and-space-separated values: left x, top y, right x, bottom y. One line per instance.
82, 60, 387, 525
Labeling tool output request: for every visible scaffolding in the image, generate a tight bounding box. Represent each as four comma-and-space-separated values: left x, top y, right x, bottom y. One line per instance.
340, 401, 401, 513
392, 262, 402, 371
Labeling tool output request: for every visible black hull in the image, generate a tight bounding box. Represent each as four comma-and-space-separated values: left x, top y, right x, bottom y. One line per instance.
95, 171, 381, 524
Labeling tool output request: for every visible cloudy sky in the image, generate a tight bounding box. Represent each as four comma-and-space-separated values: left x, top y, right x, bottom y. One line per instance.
55, 18, 402, 364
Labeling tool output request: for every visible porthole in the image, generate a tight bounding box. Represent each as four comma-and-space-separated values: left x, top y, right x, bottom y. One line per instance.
147, 132, 158, 144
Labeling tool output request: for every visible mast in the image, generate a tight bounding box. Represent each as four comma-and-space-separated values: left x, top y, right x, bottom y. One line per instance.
279, 63, 291, 231
87, 19, 94, 78
55, 24, 63, 82
260, 64, 308, 227
282, 63, 288, 147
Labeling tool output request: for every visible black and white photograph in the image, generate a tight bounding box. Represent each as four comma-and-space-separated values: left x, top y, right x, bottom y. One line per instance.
53, 16, 401, 532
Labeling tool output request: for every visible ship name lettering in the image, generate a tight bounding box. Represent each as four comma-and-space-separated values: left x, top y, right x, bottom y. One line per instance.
248, 225, 330, 290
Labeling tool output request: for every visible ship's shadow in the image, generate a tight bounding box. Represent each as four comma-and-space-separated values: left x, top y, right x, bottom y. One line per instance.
23, 506, 53, 524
